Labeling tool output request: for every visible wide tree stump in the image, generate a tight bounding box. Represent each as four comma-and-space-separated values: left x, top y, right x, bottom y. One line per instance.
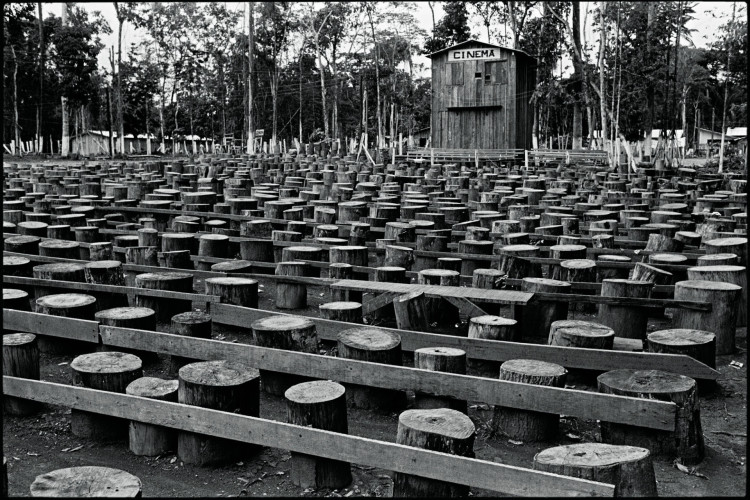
137, 228, 159, 247
275, 261, 309, 309
533, 443, 657, 497
70, 352, 143, 441
646, 329, 716, 369
39, 239, 79, 259
630, 262, 673, 285
204, 277, 258, 308
384, 245, 414, 269
83, 260, 128, 309
239, 238, 275, 263
251, 316, 319, 395
549, 244, 587, 279
393, 408, 475, 498
35, 293, 97, 354
596, 255, 631, 282
672, 280, 741, 355
32, 263, 86, 299
494, 244, 542, 277
597, 279, 653, 340
597, 369, 704, 465
467, 315, 517, 377
686, 265, 747, 327
3, 333, 41, 415
492, 359, 567, 442
329, 245, 368, 267
393, 291, 429, 331
177, 360, 261, 466
521, 278, 571, 338
170, 311, 212, 374
319, 301, 363, 323
160, 232, 195, 253
4, 235, 41, 255
548, 320, 615, 349
703, 237, 746, 266
134, 272, 193, 323
696, 253, 738, 266
126, 377, 179, 456
336, 328, 406, 411
30, 466, 142, 497
285, 381, 352, 489
3, 288, 30, 312
413, 347, 467, 413
210, 259, 254, 274
328, 263, 361, 302
4, 255, 32, 277
88, 242, 114, 261
95, 307, 158, 362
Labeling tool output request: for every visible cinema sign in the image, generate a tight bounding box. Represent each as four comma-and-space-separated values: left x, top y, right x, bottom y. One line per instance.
448, 48, 501, 62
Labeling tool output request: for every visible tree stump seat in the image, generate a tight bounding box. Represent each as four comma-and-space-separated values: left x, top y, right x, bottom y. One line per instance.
30, 466, 142, 497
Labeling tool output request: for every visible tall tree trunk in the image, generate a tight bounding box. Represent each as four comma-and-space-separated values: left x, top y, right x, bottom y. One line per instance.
597, 2, 609, 161
532, 2, 548, 150
246, 1, 255, 154
115, 3, 125, 157
571, 2, 583, 149
299, 45, 304, 143
643, 2, 656, 161
11, 45, 21, 154
508, 1, 518, 48
146, 100, 151, 155
718, 1, 736, 173
106, 85, 114, 157
37, 2, 44, 152
315, 34, 329, 139
367, 8, 383, 149
60, 3, 69, 158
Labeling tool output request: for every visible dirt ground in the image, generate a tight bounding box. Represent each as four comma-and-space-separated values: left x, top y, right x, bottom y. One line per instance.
3, 277, 747, 497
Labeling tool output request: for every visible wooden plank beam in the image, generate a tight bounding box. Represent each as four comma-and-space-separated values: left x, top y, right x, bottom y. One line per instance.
2, 377, 613, 497
209, 304, 719, 380
97, 326, 677, 430
2, 309, 99, 343
331, 280, 533, 305
361, 292, 401, 316
444, 296, 488, 319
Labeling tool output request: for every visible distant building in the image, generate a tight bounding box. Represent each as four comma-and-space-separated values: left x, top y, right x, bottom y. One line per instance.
428, 40, 536, 150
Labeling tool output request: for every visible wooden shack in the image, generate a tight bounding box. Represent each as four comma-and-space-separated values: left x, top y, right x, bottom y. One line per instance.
428, 40, 536, 150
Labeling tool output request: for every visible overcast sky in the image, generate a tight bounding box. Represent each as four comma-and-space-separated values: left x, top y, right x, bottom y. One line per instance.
63, 1, 742, 77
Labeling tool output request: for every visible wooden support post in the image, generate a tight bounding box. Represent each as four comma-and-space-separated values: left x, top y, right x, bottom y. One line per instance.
521, 278, 571, 338
177, 360, 260, 466
393, 291, 429, 331
598, 369, 705, 465
336, 328, 406, 411
134, 272, 193, 323
205, 277, 258, 308
413, 347, 467, 413
492, 359, 567, 442
285, 381, 352, 489
275, 262, 309, 309
597, 280, 653, 340
393, 409, 475, 498
2, 333, 41, 415
170, 312, 212, 374
672, 280, 741, 355
467, 316, 517, 377
251, 316, 319, 395
533, 444, 657, 497
35, 294, 97, 354
70, 352, 143, 441
126, 377, 178, 456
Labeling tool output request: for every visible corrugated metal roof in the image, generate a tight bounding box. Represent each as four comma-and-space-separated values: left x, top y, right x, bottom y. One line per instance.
427, 39, 533, 59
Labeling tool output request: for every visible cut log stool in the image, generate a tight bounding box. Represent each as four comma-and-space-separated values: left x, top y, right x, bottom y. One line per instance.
3, 288, 30, 312
134, 272, 193, 323
126, 377, 179, 456
417, 269, 460, 324
647, 329, 716, 370
492, 359, 567, 442
251, 316, 319, 395
533, 443, 657, 497
285, 381, 352, 489
95, 307, 158, 363
393, 408, 475, 497
204, 277, 258, 307
30, 466, 142, 497
70, 352, 143, 441
35, 294, 97, 354
32, 263, 86, 300
686, 265, 747, 327
275, 262, 309, 309
597, 280, 653, 340
598, 369, 704, 465
521, 278, 571, 338
170, 312, 212, 374
3, 333, 41, 415
467, 316, 517, 377
672, 280, 741, 355
336, 328, 406, 411
548, 320, 615, 349
413, 347, 467, 413
393, 291, 429, 331
177, 360, 260, 465
319, 301, 363, 323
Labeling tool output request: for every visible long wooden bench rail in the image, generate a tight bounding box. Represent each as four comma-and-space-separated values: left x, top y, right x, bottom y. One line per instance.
210, 303, 719, 380
3, 309, 100, 343
2, 377, 613, 497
